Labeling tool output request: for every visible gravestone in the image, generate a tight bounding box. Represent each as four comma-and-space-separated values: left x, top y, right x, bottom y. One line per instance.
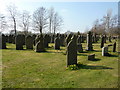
21, 34, 25, 45
8, 35, 13, 43
100, 35, 104, 48
32, 34, 36, 46
0, 34, 7, 49
54, 37, 60, 50
86, 31, 93, 51
77, 35, 81, 44
51, 35, 55, 43
113, 42, 116, 52
104, 35, 107, 43
88, 54, 95, 61
35, 34, 45, 52
16, 34, 24, 50
102, 46, 109, 56
109, 36, 112, 42
67, 35, 77, 66
44, 34, 49, 48
25, 35, 33, 49
77, 43, 83, 53
60, 34, 65, 46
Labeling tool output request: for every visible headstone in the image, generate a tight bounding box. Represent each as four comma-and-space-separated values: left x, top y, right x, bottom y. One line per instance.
88, 54, 95, 60
16, 34, 24, 50
25, 35, 33, 49
67, 35, 77, 66
51, 35, 55, 43
60, 34, 65, 46
77, 35, 81, 44
44, 34, 49, 48
100, 35, 104, 48
86, 31, 93, 51
109, 36, 112, 42
113, 42, 116, 52
35, 34, 45, 52
104, 35, 107, 43
77, 43, 83, 53
8, 35, 13, 43
0, 34, 7, 49
102, 46, 109, 56
54, 37, 60, 50
32, 34, 36, 46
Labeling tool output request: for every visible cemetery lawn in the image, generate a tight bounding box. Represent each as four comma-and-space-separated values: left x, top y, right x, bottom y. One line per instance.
2, 41, 119, 88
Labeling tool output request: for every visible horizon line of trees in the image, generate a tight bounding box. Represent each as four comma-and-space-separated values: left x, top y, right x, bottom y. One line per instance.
0, 4, 63, 36
90, 9, 119, 36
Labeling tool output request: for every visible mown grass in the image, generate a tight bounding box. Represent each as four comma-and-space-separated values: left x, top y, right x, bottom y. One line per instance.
1, 39, 119, 88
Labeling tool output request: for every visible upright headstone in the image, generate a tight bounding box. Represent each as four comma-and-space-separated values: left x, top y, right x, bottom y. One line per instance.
67, 35, 77, 66
44, 34, 49, 48
32, 34, 36, 46
0, 34, 7, 49
8, 35, 13, 43
77, 35, 81, 44
54, 37, 60, 50
108, 36, 112, 42
77, 43, 83, 53
104, 35, 107, 43
25, 35, 33, 49
35, 34, 45, 52
113, 42, 116, 52
102, 46, 109, 56
60, 34, 65, 46
101, 35, 104, 48
16, 35, 24, 50
86, 31, 93, 51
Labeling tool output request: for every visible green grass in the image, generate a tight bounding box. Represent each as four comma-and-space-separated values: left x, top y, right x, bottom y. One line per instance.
2, 40, 119, 88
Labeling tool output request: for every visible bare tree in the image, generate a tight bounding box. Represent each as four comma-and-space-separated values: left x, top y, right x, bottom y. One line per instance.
7, 4, 18, 36
33, 7, 48, 34
48, 7, 55, 34
0, 14, 7, 33
52, 12, 63, 35
20, 10, 31, 35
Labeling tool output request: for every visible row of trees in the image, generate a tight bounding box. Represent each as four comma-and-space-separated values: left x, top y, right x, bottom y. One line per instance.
0, 4, 63, 36
91, 10, 119, 35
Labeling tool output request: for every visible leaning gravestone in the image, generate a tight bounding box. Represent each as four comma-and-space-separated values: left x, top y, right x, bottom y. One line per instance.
86, 31, 93, 51
35, 34, 45, 52
102, 46, 109, 56
25, 35, 33, 49
67, 35, 77, 66
16, 35, 24, 50
113, 42, 116, 52
54, 37, 60, 50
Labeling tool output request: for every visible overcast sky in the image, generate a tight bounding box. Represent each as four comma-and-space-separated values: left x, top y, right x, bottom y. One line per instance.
0, 0, 118, 33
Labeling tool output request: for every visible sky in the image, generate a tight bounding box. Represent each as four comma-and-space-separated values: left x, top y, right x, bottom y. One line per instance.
0, 0, 119, 34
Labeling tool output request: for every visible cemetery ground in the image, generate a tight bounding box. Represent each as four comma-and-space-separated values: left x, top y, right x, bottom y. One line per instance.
2, 40, 119, 88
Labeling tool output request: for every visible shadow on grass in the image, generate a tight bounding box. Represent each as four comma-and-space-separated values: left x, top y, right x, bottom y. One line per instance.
107, 54, 118, 57
77, 64, 113, 70
88, 58, 101, 61
77, 54, 88, 56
